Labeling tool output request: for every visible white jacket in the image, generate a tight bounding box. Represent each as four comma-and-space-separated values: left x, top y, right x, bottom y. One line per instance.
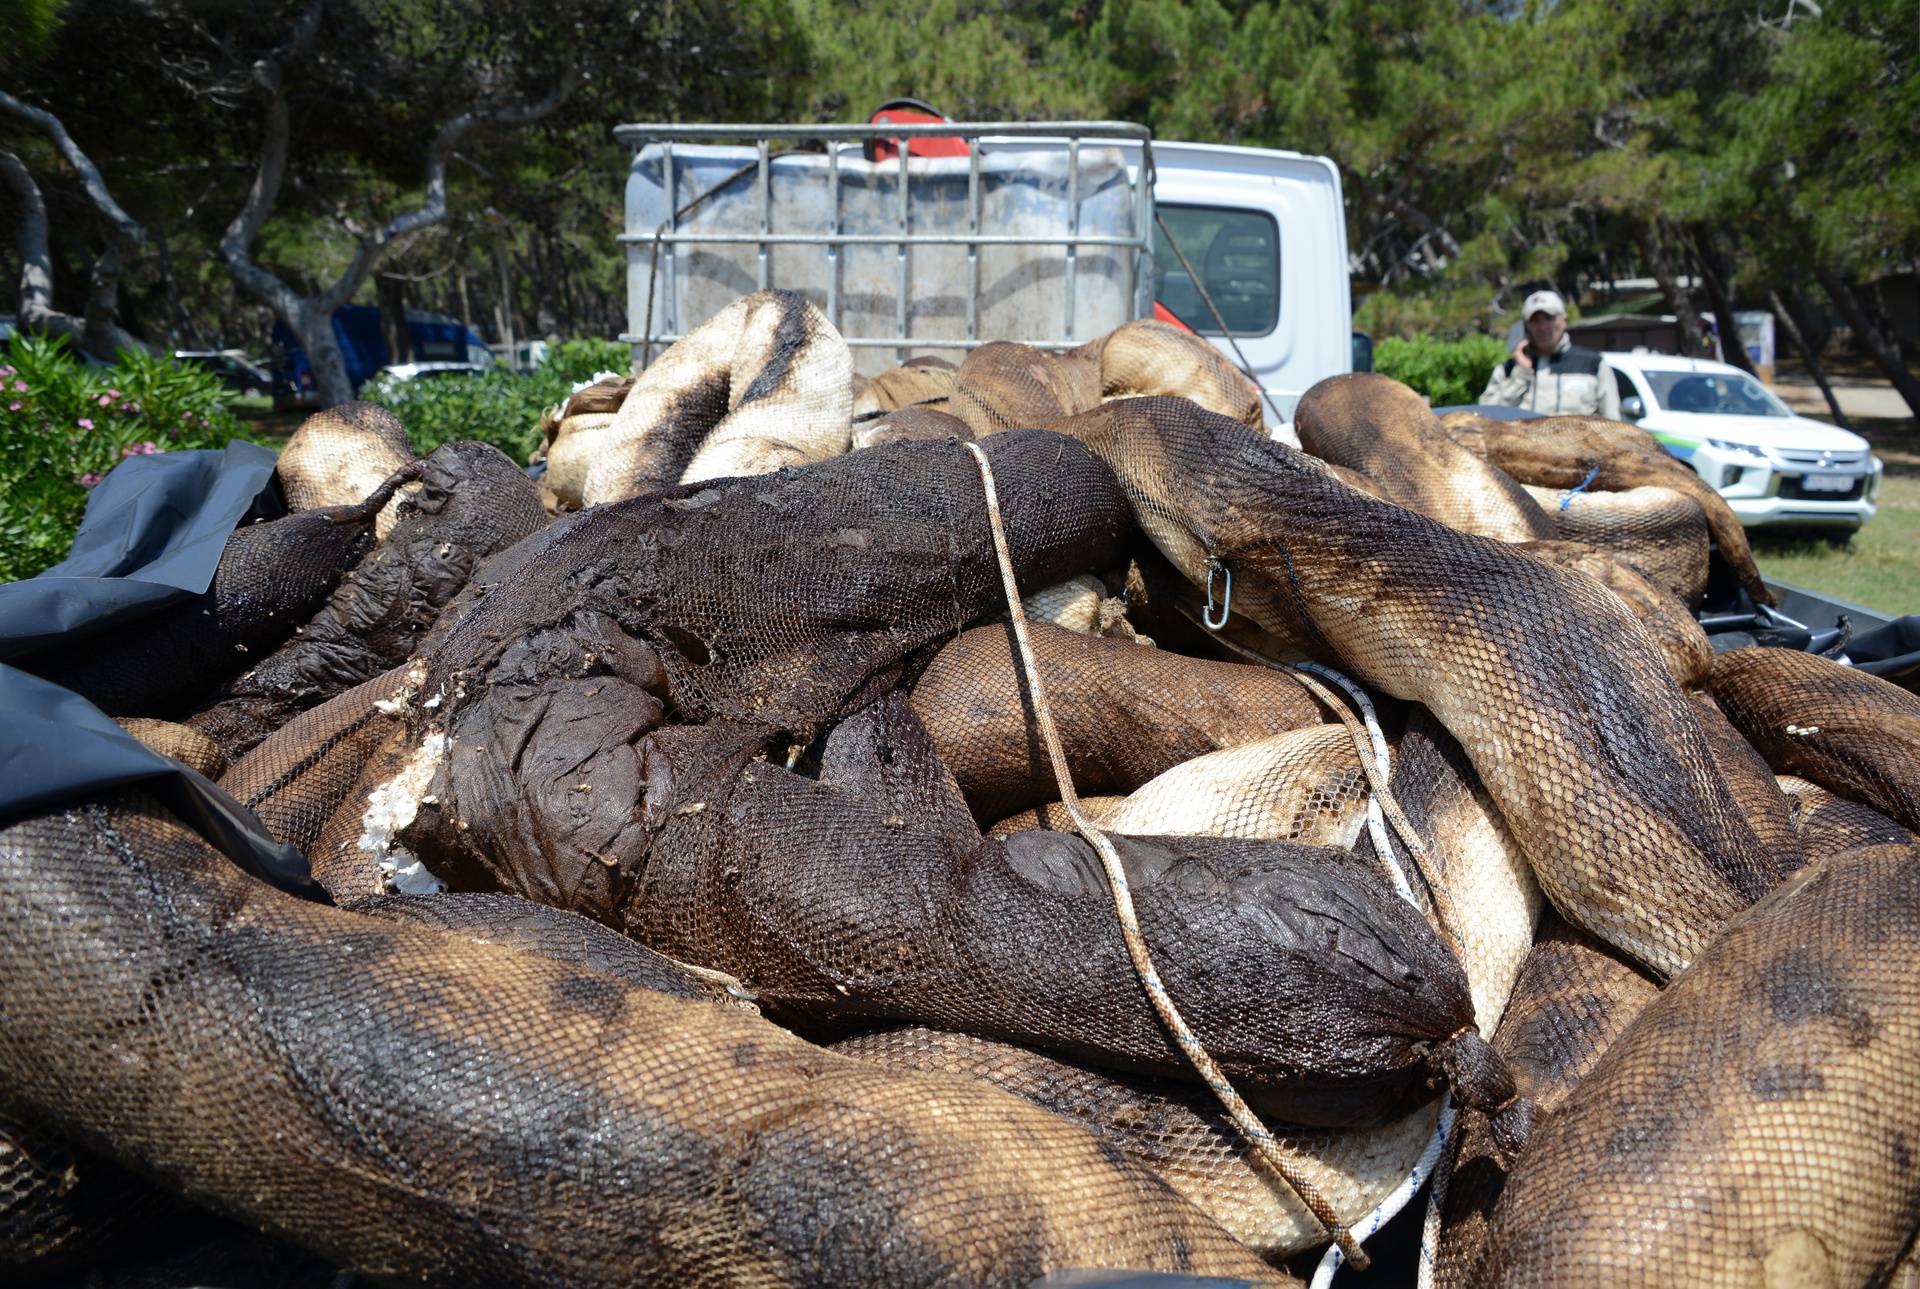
1479, 337, 1621, 419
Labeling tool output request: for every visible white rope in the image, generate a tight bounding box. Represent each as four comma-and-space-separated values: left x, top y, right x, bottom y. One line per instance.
1291, 660, 1457, 1287
1288, 659, 1411, 904
963, 442, 1368, 1268
1417, 1117, 1458, 1289
1311, 1098, 1456, 1289
1180, 617, 1460, 1284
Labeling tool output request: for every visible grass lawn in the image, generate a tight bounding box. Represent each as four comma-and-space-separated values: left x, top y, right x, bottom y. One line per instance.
1749, 414, 1920, 617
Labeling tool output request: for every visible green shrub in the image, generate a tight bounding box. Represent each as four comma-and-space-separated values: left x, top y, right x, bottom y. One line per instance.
0, 333, 258, 583
1373, 334, 1510, 408
361, 338, 631, 462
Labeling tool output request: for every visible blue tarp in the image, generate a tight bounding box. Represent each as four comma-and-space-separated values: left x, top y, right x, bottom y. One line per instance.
0, 441, 320, 898
0, 439, 279, 659
0, 662, 320, 897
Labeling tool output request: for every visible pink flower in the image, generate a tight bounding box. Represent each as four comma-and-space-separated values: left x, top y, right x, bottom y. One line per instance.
79, 472, 104, 488
7, 402, 19, 412
11, 380, 23, 392
104, 388, 120, 398
77, 418, 94, 430
98, 394, 114, 406
121, 441, 159, 457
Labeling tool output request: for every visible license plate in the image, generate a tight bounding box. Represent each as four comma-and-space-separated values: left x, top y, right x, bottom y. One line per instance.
1800, 473, 1857, 493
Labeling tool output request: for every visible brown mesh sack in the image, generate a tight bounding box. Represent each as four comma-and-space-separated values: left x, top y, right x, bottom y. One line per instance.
1021, 574, 1108, 633
1295, 373, 1553, 543
113, 718, 227, 779
218, 663, 422, 860
0, 1110, 180, 1271
1708, 644, 1920, 834
852, 405, 974, 450
1775, 774, 1916, 856
1045, 396, 1774, 981
1096, 724, 1369, 851
911, 620, 1328, 822
408, 693, 1510, 1131
0, 793, 1284, 1286
833, 1025, 1437, 1260
1521, 483, 1710, 605
1475, 844, 1920, 1286
1440, 410, 1770, 605
1432, 914, 1661, 1289
188, 441, 546, 760
274, 400, 416, 538
1081, 319, 1264, 427
852, 357, 957, 419
412, 429, 1132, 743
532, 374, 635, 462
552, 290, 854, 509
987, 796, 1129, 836
343, 890, 741, 1005
1353, 711, 1541, 1034
1687, 691, 1806, 868
1509, 539, 1713, 689
950, 341, 1102, 439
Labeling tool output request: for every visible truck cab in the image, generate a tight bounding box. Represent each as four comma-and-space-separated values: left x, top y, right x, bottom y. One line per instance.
1144, 141, 1352, 420
618, 121, 1351, 423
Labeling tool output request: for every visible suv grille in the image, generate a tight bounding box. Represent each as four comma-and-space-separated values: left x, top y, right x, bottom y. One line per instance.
1778, 475, 1866, 501
1772, 447, 1869, 470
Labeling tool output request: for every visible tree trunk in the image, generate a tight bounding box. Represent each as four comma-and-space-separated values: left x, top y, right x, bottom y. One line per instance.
1818, 268, 1920, 417
287, 301, 356, 406
216, 6, 576, 405
1645, 223, 1704, 357
1689, 236, 1755, 375
529, 232, 558, 338
1, 148, 146, 359
1770, 287, 1851, 429
81, 241, 133, 358
377, 272, 412, 365
494, 229, 516, 362
1, 149, 56, 327
154, 226, 200, 349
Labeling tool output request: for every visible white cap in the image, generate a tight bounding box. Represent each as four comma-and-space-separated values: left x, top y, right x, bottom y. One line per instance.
1522, 289, 1567, 319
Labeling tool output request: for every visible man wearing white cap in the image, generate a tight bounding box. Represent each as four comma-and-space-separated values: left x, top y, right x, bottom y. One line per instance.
1478, 288, 1620, 418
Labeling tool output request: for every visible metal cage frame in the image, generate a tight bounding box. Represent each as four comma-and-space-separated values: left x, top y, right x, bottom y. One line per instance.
614, 121, 1157, 365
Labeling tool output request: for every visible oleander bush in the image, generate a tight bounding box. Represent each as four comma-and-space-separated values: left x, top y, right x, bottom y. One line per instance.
0, 333, 257, 582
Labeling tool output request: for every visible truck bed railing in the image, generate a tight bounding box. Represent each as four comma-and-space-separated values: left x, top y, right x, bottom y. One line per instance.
613, 121, 1156, 366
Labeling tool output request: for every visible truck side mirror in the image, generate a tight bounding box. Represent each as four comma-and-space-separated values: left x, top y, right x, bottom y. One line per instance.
1350, 332, 1373, 374
1621, 395, 1646, 420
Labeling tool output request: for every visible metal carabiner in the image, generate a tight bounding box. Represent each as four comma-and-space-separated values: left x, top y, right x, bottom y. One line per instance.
1203, 557, 1232, 630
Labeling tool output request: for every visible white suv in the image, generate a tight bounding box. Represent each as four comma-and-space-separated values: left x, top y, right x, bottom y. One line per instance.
1606, 351, 1882, 534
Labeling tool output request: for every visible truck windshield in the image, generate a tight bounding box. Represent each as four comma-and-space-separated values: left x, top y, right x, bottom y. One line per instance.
1645, 370, 1792, 417
1154, 204, 1279, 336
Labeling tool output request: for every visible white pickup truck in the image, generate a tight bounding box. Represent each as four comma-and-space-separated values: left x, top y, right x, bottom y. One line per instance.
616, 119, 1352, 421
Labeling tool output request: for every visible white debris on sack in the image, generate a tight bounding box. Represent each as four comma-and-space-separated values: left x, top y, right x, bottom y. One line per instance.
357, 731, 451, 895
372, 661, 429, 717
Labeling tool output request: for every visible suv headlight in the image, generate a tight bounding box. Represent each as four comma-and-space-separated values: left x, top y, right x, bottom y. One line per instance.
1703, 439, 1766, 488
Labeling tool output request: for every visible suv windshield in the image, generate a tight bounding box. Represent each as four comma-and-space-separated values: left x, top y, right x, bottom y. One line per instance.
1645, 370, 1790, 417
